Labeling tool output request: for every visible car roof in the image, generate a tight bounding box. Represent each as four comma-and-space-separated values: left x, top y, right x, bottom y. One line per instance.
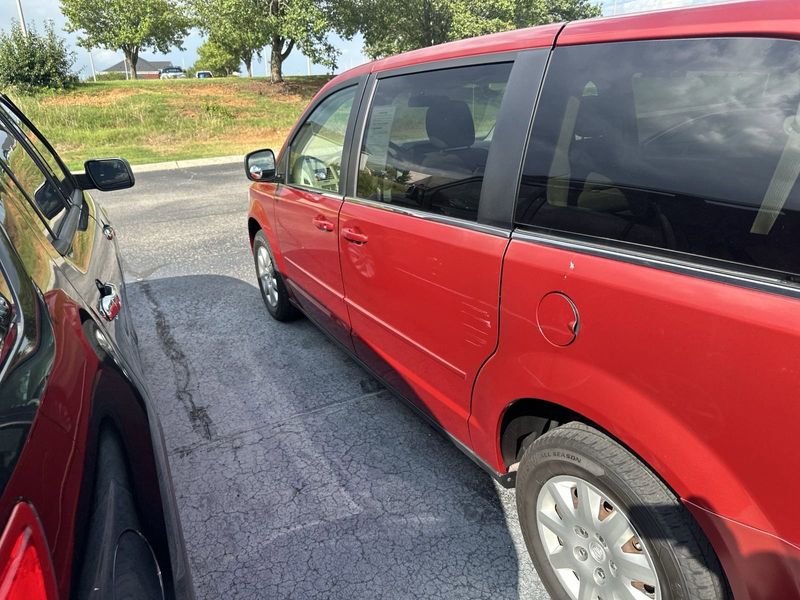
320, 0, 800, 96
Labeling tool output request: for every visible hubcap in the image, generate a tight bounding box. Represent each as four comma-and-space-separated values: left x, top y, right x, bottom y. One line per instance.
256, 246, 279, 308
536, 475, 660, 600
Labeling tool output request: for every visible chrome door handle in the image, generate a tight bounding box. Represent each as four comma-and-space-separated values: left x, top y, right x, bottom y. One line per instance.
96, 281, 121, 321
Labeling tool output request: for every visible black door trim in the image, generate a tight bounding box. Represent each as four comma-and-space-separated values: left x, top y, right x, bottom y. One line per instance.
478, 48, 551, 229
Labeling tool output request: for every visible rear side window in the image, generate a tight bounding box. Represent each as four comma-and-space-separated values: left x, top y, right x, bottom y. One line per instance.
357, 62, 513, 222
516, 38, 800, 278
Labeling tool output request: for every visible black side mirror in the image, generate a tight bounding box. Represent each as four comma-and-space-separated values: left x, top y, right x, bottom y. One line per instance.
82, 158, 135, 192
245, 149, 277, 182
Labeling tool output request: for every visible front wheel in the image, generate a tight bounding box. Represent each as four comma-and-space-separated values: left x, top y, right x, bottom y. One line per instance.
516, 422, 729, 600
253, 230, 298, 322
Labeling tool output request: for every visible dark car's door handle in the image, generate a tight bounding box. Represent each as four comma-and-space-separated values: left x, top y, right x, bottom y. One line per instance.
96, 281, 121, 321
341, 227, 368, 245
312, 215, 335, 232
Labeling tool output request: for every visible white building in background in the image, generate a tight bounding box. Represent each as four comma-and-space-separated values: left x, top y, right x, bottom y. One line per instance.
599, 0, 725, 15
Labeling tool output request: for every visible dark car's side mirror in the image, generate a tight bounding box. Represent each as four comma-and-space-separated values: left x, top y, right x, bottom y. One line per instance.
82, 158, 135, 192
245, 149, 277, 182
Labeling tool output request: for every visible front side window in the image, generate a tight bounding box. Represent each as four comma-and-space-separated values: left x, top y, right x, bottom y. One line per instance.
288, 86, 356, 193
357, 63, 512, 222
0, 100, 73, 201
516, 38, 800, 277
0, 121, 68, 233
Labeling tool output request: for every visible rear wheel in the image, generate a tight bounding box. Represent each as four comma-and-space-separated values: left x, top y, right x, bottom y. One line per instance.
516, 422, 728, 600
253, 230, 298, 322
76, 429, 164, 600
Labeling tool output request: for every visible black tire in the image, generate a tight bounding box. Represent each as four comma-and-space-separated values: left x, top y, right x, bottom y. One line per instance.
76, 430, 164, 600
516, 422, 728, 600
253, 230, 299, 322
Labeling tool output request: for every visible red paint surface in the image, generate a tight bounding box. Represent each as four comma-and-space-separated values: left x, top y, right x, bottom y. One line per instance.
0, 503, 58, 600
274, 186, 350, 344
558, 0, 800, 46
0, 291, 98, 598
339, 202, 507, 443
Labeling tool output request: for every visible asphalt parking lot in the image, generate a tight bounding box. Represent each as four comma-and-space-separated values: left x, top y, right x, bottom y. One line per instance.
100, 163, 549, 599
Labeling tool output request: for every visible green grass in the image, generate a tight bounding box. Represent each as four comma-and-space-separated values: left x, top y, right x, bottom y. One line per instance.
7, 76, 331, 170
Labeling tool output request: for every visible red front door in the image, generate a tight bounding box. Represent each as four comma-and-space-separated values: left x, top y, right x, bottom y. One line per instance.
275, 85, 358, 346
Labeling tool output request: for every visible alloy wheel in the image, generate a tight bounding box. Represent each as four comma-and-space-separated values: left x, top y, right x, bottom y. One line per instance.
536, 475, 661, 600
256, 245, 279, 308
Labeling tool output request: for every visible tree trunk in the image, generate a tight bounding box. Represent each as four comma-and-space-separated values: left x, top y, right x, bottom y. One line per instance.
241, 50, 253, 77
270, 37, 284, 83
123, 46, 139, 79
270, 37, 295, 84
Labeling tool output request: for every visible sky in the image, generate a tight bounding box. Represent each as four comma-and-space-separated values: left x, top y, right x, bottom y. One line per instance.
1, 0, 721, 79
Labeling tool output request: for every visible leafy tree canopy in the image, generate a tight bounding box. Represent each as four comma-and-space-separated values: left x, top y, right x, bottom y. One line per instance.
60, 0, 190, 78
195, 39, 241, 76
0, 21, 77, 92
190, 0, 345, 82
352, 0, 601, 59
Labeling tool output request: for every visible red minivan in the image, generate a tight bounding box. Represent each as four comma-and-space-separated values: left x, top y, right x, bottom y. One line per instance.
246, 1, 800, 598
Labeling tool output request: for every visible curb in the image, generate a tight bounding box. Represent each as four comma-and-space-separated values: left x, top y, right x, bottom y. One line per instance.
131, 154, 243, 174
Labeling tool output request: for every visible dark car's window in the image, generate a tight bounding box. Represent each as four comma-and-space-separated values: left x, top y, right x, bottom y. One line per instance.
516, 38, 800, 278
357, 63, 512, 222
0, 121, 68, 234
0, 101, 74, 202
288, 86, 356, 194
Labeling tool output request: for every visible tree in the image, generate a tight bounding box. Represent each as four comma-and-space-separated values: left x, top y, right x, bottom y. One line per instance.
60, 0, 190, 79
190, 0, 342, 83
0, 21, 77, 91
514, 0, 602, 28
352, 0, 601, 59
190, 0, 269, 78
266, 0, 339, 83
195, 39, 241, 76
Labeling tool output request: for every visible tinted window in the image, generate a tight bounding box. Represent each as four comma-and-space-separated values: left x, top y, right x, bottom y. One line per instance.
516, 38, 800, 277
0, 101, 74, 200
357, 63, 512, 221
288, 86, 356, 193
0, 122, 68, 232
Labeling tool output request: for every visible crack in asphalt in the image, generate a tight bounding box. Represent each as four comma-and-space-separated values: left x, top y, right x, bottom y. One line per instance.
120, 254, 167, 281
140, 280, 215, 440
170, 389, 387, 458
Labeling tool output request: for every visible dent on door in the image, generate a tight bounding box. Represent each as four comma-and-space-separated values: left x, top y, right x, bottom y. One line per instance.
338, 202, 507, 443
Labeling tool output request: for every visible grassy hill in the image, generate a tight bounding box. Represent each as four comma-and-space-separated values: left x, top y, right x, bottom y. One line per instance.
9, 76, 331, 170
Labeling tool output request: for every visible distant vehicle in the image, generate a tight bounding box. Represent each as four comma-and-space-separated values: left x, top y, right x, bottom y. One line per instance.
159, 66, 186, 80
196, 71, 213, 79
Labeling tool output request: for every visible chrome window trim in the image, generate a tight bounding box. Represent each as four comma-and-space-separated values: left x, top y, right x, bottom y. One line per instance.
344, 195, 510, 238
513, 228, 800, 300
282, 182, 343, 200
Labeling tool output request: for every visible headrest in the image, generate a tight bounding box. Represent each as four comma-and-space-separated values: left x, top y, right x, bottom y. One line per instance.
574, 95, 612, 140
426, 100, 475, 149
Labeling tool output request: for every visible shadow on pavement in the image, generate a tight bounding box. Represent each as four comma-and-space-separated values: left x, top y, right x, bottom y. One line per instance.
126, 274, 544, 599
